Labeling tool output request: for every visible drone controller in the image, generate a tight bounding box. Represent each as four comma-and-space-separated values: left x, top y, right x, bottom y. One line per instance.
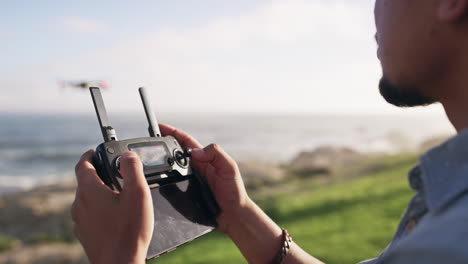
89, 87, 220, 259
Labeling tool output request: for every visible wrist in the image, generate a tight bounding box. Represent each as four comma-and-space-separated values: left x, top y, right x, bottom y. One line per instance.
97, 241, 147, 264
223, 198, 281, 238
124, 243, 148, 264
101, 253, 146, 264
221, 198, 283, 263
221, 197, 256, 237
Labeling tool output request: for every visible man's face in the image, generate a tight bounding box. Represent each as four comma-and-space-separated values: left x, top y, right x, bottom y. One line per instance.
374, 0, 442, 107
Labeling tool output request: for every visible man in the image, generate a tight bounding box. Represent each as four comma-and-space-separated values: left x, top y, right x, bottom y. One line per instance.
71, 0, 468, 263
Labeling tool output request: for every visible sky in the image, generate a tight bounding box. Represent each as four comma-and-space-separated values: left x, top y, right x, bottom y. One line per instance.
0, 0, 448, 116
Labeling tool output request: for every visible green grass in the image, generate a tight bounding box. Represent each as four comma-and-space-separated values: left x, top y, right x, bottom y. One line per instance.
27, 222, 76, 245
151, 154, 417, 264
0, 235, 14, 252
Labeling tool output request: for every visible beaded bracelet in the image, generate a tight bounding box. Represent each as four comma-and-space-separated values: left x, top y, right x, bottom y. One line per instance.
271, 228, 293, 264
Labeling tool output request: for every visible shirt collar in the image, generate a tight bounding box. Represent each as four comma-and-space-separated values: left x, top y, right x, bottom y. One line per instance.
418, 128, 468, 212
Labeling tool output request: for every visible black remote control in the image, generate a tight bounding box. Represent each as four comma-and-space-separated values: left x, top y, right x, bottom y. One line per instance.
89, 87, 220, 259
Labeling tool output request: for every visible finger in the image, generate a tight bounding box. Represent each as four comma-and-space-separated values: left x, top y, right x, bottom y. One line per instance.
119, 151, 149, 195
191, 144, 238, 175
159, 123, 203, 149
75, 150, 106, 188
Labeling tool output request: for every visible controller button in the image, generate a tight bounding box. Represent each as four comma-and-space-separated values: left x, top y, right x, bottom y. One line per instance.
115, 156, 121, 170
96, 151, 104, 163
167, 157, 175, 166
184, 148, 192, 158
115, 157, 123, 178
107, 147, 115, 154
174, 150, 188, 167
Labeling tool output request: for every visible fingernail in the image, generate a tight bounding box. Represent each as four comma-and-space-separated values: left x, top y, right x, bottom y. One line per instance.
191, 148, 204, 157
122, 151, 139, 160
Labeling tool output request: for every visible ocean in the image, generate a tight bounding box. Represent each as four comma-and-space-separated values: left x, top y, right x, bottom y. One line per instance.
0, 112, 454, 194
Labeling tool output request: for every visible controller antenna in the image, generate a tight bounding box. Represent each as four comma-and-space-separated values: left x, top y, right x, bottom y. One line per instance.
139, 87, 161, 137
89, 87, 118, 142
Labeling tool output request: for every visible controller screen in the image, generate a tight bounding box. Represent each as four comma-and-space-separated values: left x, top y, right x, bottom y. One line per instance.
130, 145, 168, 167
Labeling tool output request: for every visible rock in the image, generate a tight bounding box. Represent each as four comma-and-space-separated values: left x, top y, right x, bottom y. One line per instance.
238, 161, 285, 185
382, 131, 413, 153
419, 135, 451, 152
0, 180, 88, 263
0, 243, 87, 264
288, 146, 363, 176
0, 180, 76, 243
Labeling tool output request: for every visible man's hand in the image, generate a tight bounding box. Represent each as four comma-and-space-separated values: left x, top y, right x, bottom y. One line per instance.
71, 150, 154, 264
159, 124, 250, 234
160, 124, 323, 264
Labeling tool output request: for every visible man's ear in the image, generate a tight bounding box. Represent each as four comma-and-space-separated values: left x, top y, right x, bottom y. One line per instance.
437, 0, 468, 22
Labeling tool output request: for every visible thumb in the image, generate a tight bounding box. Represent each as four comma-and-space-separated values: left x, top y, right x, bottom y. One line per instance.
119, 151, 149, 193
191, 144, 238, 175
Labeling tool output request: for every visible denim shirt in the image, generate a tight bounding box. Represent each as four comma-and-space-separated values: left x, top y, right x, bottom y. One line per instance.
359, 129, 468, 264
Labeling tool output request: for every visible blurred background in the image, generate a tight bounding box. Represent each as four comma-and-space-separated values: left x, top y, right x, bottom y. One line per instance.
0, 0, 455, 263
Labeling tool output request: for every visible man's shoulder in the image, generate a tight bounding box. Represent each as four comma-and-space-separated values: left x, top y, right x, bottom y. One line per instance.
385, 192, 468, 263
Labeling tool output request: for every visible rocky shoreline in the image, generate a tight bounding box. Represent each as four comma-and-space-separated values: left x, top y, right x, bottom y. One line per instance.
0, 180, 85, 264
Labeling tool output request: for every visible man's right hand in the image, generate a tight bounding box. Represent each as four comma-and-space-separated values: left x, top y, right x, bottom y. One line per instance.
159, 124, 250, 234
159, 124, 322, 264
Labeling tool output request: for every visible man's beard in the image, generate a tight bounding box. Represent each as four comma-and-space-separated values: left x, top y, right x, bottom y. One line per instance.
379, 78, 436, 107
